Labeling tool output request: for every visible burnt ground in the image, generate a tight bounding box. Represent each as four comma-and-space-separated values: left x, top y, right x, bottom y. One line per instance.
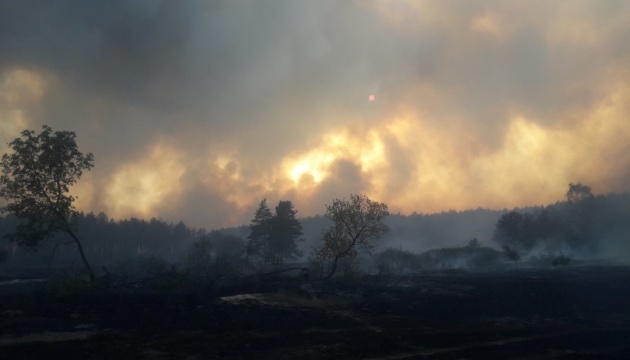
2, 266, 630, 359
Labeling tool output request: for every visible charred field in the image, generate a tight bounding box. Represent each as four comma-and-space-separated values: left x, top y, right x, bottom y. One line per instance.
2, 266, 630, 359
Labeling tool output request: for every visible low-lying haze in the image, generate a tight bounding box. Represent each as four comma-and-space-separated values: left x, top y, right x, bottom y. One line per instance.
1, 0, 629, 228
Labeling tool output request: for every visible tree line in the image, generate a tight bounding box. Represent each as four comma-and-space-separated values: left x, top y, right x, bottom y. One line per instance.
2, 126, 630, 280
0, 212, 201, 269
493, 183, 630, 267
0, 126, 391, 280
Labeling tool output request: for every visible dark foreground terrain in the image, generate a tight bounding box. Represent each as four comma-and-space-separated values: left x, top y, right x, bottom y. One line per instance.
2, 266, 630, 359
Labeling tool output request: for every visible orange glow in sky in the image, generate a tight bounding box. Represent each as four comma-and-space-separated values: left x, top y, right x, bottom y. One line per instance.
1, 1, 629, 228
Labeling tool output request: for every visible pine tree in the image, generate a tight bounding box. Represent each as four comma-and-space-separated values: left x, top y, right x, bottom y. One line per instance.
247, 199, 304, 265
247, 199, 273, 262
268, 201, 303, 264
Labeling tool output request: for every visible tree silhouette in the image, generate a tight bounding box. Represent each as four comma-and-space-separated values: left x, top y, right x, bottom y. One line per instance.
247, 199, 273, 262
247, 199, 303, 264
493, 211, 533, 267
268, 200, 303, 264
188, 235, 212, 274
315, 194, 389, 279
502, 245, 521, 268
567, 182, 593, 203
466, 238, 482, 249
0, 126, 95, 280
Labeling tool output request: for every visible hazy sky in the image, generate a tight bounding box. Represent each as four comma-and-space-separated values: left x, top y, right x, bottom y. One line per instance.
1, 0, 629, 229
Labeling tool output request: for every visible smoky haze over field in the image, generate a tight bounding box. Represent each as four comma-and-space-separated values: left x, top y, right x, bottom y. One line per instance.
1, 1, 630, 229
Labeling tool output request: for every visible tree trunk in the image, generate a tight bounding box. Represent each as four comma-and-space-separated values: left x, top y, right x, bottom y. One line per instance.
324, 234, 361, 279
325, 255, 341, 279
66, 228, 95, 281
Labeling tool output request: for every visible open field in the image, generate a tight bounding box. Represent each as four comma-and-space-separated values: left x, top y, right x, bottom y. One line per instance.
2, 266, 630, 359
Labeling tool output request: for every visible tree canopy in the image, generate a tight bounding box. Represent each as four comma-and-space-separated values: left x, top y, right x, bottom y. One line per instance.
247, 199, 273, 261
247, 199, 303, 264
314, 193, 389, 279
269, 200, 303, 264
567, 182, 594, 203
492, 211, 533, 267
0, 125, 95, 279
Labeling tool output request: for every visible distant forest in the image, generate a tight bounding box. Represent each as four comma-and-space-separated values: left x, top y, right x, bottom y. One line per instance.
1, 191, 629, 275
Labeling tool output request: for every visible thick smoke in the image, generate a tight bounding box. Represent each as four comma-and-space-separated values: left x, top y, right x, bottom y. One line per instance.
1, 0, 629, 228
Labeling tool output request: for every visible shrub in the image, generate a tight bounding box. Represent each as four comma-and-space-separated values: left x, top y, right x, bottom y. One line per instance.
374, 248, 421, 275
417, 245, 502, 270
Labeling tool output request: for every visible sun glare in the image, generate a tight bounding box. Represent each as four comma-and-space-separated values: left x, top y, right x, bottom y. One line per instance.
105, 144, 185, 219
281, 127, 389, 193
288, 150, 336, 185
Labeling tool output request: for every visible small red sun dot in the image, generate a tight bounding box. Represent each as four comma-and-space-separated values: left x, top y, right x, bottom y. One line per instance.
369, 95, 375, 101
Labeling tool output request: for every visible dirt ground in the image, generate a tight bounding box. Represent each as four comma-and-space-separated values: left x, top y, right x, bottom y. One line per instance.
2, 266, 630, 359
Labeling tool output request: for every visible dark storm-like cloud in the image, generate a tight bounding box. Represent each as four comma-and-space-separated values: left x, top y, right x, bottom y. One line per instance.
0, 1, 193, 106
1, 0, 388, 152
